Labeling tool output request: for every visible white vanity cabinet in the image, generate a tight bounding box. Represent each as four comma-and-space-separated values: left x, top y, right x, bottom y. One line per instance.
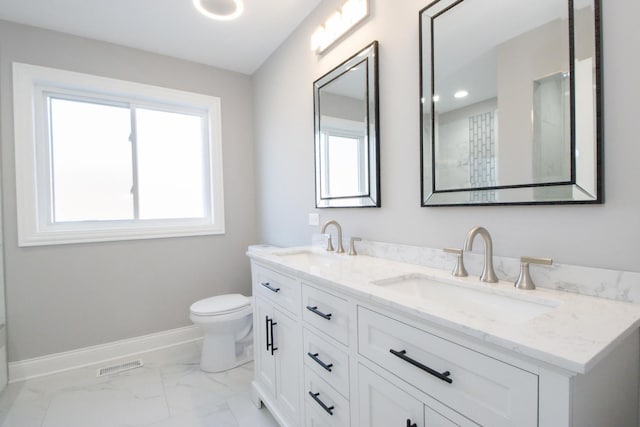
301, 282, 353, 426
252, 264, 303, 427
358, 363, 476, 427
250, 256, 640, 427
357, 307, 537, 426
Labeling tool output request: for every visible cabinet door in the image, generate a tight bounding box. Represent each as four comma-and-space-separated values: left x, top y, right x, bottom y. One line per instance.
254, 297, 276, 400
358, 364, 424, 427
273, 307, 301, 426
425, 407, 461, 427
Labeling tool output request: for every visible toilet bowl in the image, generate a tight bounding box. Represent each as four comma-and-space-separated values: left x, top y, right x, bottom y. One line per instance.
190, 294, 253, 373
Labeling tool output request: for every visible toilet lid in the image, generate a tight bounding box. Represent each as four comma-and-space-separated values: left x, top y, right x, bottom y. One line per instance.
190, 294, 251, 316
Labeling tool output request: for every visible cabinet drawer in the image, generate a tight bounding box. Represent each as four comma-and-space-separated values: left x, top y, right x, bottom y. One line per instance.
305, 367, 350, 427
253, 264, 301, 315
358, 307, 538, 427
302, 284, 350, 346
303, 328, 350, 399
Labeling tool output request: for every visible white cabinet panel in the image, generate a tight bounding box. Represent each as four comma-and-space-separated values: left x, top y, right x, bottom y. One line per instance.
358, 306, 538, 427
303, 329, 350, 399
253, 294, 301, 427
425, 407, 462, 427
254, 297, 276, 400
254, 264, 301, 315
302, 284, 351, 346
274, 308, 301, 425
305, 367, 350, 427
358, 363, 424, 427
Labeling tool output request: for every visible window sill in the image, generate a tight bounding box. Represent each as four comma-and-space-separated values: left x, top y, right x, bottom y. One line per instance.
17, 223, 225, 247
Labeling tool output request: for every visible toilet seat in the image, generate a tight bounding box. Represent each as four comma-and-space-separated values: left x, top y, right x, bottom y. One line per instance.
190, 294, 251, 316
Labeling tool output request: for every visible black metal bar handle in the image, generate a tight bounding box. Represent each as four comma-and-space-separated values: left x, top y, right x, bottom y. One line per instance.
308, 391, 334, 415
270, 319, 278, 355
406, 419, 417, 427
390, 349, 452, 384
307, 352, 333, 372
306, 305, 332, 320
265, 316, 271, 351
261, 282, 280, 293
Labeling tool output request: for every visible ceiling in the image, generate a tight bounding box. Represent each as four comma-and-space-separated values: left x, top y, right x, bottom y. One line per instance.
0, 0, 323, 75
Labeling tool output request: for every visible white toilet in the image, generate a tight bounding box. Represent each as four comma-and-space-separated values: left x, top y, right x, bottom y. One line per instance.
190, 293, 253, 373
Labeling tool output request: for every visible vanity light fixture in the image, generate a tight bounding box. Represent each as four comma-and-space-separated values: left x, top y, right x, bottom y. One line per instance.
193, 0, 244, 21
310, 0, 369, 54
454, 90, 469, 99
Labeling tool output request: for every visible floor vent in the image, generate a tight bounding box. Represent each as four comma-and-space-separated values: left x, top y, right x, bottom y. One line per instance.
97, 359, 144, 377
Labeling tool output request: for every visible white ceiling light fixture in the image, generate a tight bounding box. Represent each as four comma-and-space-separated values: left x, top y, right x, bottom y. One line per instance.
310, 0, 369, 54
454, 90, 469, 99
193, 0, 244, 21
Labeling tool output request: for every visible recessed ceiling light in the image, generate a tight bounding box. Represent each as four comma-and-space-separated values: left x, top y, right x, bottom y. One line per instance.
193, 0, 244, 21
454, 90, 468, 99
432, 94, 440, 102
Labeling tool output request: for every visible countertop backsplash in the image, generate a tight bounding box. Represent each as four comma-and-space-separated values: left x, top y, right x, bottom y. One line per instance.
311, 234, 640, 305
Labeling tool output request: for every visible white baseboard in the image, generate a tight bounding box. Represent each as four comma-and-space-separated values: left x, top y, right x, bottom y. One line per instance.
9, 325, 203, 383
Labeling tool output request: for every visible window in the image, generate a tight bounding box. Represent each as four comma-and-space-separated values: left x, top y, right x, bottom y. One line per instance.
319, 117, 369, 199
321, 128, 368, 197
13, 63, 225, 246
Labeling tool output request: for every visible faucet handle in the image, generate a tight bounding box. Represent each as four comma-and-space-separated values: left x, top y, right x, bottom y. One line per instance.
443, 247, 468, 277
348, 237, 362, 256
325, 234, 335, 252
514, 257, 553, 290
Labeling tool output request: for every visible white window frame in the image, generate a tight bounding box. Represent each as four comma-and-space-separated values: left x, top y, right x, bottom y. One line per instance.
12, 62, 225, 246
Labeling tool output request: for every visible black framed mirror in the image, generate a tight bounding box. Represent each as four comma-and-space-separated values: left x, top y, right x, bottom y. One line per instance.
314, 41, 380, 208
420, 0, 602, 206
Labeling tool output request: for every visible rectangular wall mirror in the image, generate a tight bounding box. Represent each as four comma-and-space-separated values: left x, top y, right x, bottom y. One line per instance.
420, 0, 602, 206
314, 41, 380, 208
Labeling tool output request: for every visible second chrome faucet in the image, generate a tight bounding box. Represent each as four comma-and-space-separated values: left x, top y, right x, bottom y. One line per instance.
320, 220, 345, 254
463, 226, 498, 283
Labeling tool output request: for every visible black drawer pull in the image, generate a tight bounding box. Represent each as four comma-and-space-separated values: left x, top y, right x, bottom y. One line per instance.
270, 319, 278, 355
390, 349, 452, 384
406, 420, 417, 427
261, 282, 280, 293
265, 316, 271, 351
307, 352, 333, 372
306, 305, 332, 320
309, 391, 334, 415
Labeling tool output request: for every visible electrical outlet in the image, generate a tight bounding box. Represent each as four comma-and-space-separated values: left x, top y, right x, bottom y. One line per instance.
308, 213, 319, 226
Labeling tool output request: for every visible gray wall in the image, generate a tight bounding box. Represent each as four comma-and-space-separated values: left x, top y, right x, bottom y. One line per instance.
253, 0, 640, 273
0, 21, 258, 361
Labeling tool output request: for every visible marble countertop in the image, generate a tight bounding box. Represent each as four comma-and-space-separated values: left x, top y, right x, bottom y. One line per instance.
248, 246, 640, 374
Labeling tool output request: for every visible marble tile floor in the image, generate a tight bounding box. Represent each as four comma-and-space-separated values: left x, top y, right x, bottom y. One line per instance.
0, 341, 279, 427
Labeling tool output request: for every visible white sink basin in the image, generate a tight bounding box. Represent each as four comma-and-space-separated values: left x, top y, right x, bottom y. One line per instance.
372, 273, 560, 324
274, 249, 347, 268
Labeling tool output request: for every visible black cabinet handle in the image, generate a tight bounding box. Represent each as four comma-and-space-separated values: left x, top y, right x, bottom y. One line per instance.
309, 391, 334, 415
406, 419, 417, 427
390, 349, 452, 384
306, 305, 332, 320
261, 282, 280, 293
265, 316, 271, 351
270, 319, 278, 355
307, 352, 333, 372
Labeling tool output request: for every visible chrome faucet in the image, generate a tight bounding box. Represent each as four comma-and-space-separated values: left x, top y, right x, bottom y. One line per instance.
320, 220, 345, 254
463, 226, 498, 283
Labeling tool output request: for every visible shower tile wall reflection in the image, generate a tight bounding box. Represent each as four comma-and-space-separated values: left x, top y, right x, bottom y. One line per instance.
469, 111, 496, 188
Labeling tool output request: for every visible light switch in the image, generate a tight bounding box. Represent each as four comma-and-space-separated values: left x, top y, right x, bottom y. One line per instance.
308, 213, 319, 226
